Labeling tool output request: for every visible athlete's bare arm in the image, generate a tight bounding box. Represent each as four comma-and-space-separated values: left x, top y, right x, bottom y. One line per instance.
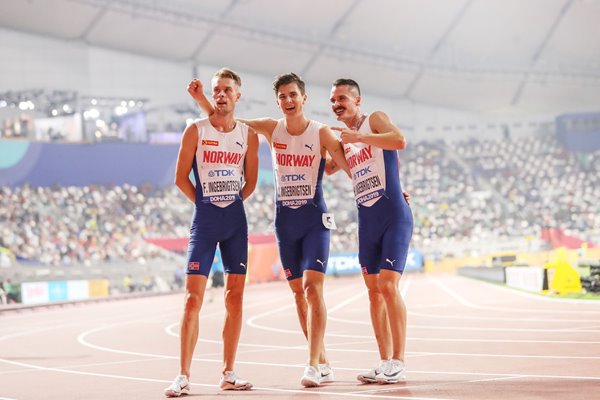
174, 123, 198, 204
187, 79, 215, 116
324, 154, 342, 175
241, 129, 259, 200
237, 118, 277, 144
332, 111, 406, 150
320, 126, 350, 177
187, 78, 277, 142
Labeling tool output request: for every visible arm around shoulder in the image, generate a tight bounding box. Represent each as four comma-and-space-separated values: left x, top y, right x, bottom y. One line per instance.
320, 126, 350, 177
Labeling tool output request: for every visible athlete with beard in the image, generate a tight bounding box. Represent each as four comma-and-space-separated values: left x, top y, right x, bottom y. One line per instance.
188, 72, 350, 387
327, 78, 413, 384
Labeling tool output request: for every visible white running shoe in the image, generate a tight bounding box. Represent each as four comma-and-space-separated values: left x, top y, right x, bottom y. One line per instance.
319, 364, 334, 383
375, 359, 406, 384
301, 365, 321, 387
164, 375, 190, 397
219, 371, 253, 390
357, 360, 390, 384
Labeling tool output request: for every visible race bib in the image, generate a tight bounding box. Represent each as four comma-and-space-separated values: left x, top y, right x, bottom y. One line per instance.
277, 171, 314, 207
200, 168, 242, 203
352, 159, 385, 205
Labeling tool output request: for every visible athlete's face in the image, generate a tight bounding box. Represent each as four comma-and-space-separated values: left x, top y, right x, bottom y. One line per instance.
330, 85, 361, 125
276, 83, 307, 117
211, 77, 240, 114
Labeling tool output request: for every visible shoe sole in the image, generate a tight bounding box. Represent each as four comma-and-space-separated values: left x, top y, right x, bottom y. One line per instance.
320, 376, 334, 383
376, 374, 406, 384
164, 387, 190, 397
357, 376, 377, 384
301, 377, 321, 387
220, 383, 253, 391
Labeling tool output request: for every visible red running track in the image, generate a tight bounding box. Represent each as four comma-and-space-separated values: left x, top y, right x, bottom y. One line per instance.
1, 273, 599, 400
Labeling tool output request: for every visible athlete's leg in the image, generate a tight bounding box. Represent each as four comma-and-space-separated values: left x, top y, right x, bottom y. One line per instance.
362, 272, 392, 361
378, 269, 406, 361
303, 269, 326, 368
180, 274, 209, 377
288, 278, 328, 365
222, 273, 245, 373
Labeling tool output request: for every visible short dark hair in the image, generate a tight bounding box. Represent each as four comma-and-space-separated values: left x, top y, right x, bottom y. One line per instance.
332, 78, 361, 96
273, 72, 306, 95
214, 67, 242, 88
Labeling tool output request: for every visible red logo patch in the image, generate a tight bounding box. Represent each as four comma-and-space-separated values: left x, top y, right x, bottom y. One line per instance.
284, 268, 292, 278
345, 147, 351, 154
361, 266, 368, 275
274, 142, 287, 150
202, 139, 219, 146
188, 261, 200, 271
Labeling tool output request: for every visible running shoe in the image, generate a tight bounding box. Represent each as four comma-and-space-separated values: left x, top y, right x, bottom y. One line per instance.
319, 364, 334, 383
357, 360, 390, 384
375, 359, 406, 384
164, 375, 190, 397
219, 371, 253, 390
301, 365, 321, 387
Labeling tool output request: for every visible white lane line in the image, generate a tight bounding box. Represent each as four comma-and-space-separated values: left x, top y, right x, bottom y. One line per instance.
327, 316, 600, 333
81, 323, 600, 361
0, 357, 451, 400
347, 374, 523, 395
457, 275, 600, 306
428, 276, 600, 314
408, 369, 600, 381
409, 310, 599, 323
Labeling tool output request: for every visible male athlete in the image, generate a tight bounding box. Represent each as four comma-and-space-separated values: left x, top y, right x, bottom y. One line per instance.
188, 72, 350, 387
165, 68, 258, 397
327, 78, 413, 384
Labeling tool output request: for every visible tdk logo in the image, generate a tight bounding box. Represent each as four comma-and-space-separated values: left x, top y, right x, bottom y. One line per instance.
281, 174, 306, 182
208, 169, 234, 177
353, 166, 371, 179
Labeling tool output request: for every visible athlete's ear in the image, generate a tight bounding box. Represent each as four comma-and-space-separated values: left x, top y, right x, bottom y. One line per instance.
355, 95, 361, 106
303, 94, 307, 104
236, 92, 241, 102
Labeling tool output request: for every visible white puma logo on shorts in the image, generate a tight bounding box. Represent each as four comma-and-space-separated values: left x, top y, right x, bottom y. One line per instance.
385, 258, 396, 267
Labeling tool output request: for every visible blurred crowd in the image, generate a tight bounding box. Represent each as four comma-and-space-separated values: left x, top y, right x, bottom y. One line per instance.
1, 135, 598, 266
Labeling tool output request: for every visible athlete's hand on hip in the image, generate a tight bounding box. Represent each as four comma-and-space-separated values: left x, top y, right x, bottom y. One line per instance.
403, 191, 411, 205
187, 79, 204, 101
331, 127, 365, 144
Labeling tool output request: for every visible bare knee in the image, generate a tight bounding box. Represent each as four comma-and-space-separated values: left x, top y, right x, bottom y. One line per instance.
224, 287, 243, 315
184, 291, 203, 316
303, 281, 322, 303
379, 280, 399, 300
367, 286, 385, 306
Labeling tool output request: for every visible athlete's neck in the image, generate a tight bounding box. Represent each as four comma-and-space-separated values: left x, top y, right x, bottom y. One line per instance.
284, 115, 310, 136
209, 114, 236, 133
346, 111, 366, 130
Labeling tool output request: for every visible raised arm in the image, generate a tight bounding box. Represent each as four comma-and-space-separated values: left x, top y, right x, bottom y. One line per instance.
320, 126, 350, 177
237, 118, 277, 143
332, 111, 406, 150
187, 78, 214, 116
174, 123, 198, 204
241, 129, 259, 200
